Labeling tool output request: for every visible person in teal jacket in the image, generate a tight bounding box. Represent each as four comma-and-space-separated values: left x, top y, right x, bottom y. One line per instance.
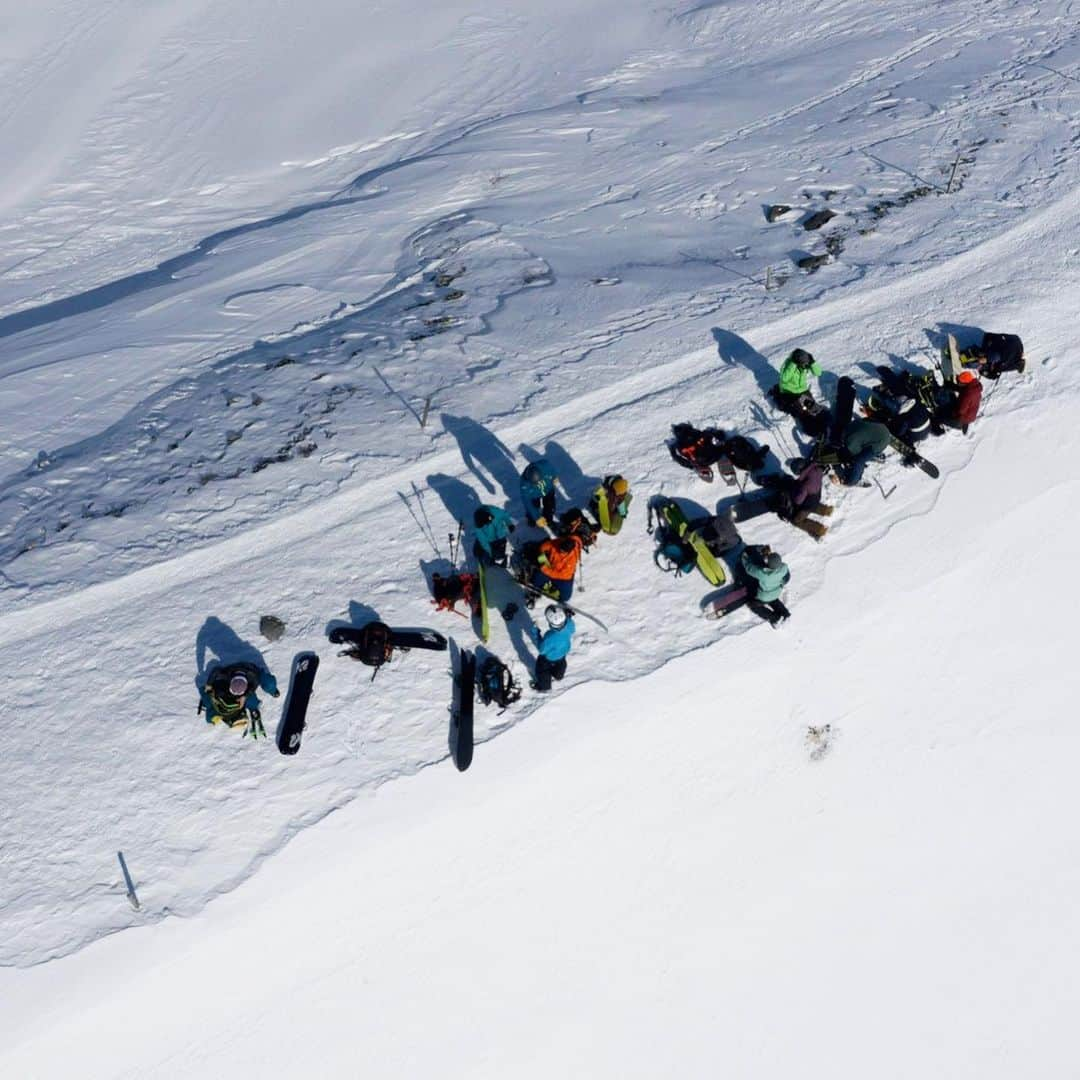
520, 459, 558, 527
772, 348, 828, 435
472, 505, 515, 567
740, 545, 791, 626
530, 605, 576, 691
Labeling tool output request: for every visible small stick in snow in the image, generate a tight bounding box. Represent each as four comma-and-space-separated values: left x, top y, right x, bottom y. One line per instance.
874, 477, 897, 501
117, 851, 140, 911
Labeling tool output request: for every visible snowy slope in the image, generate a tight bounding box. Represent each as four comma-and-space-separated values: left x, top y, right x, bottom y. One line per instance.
1, 0, 1079, 1073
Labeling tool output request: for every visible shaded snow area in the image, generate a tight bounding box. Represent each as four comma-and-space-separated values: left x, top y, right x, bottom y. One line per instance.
1, 0, 1079, 1075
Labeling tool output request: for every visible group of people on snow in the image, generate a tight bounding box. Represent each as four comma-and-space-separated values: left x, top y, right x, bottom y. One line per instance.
198, 326, 1023, 738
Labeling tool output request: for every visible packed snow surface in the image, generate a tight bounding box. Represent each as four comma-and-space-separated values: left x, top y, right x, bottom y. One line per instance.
1, 0, 1079, 1076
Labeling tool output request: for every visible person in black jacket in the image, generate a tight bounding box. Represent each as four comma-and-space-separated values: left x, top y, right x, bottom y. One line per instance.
961, 331, 1025, 379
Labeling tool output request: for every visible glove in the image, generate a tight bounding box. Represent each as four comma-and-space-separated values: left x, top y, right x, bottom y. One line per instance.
535, 517, 548, 529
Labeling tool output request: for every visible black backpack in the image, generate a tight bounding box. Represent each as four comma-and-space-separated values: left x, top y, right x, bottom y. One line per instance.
477, 655, 522, 712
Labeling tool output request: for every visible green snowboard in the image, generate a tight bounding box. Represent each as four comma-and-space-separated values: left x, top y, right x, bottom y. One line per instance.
658, 501, 727, 586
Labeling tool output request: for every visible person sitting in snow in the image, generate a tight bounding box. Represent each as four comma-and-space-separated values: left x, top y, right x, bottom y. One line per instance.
760, 461, 833, 540
934, 369, 982, 434
198, 662, 279, 738
959, 331, 1025, 380
472, 504, 515, 567
769, 348, 829, 435
589, 475, 632, 535
842, 419, 892, 485
529, 534, 583, 604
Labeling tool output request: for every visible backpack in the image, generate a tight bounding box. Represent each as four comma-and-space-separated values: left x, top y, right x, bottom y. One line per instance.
344, 622, 394, 675
649, 499, 698, 576
431, 571, 478, 615
477, 655, 522, 712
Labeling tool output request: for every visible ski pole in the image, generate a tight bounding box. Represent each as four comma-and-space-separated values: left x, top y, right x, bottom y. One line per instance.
577, 558, 585, 594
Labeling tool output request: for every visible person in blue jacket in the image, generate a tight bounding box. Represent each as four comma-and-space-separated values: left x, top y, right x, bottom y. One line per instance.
530, 605, 576, 691
472, 505, 515, 567
519, 459, 558, 528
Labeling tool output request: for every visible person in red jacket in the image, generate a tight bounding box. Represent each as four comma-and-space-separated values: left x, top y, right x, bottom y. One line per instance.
952, 369, 982, 432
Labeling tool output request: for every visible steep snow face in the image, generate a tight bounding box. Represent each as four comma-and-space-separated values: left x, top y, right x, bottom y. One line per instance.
0, 0, 1079, 1072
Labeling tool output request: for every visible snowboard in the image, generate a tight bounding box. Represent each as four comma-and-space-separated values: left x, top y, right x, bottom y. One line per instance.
328, 625, 448, 651
276, 651, 320, 756
703, 586, 750, 619
732, 494, 773, 523
888, 435, 940, 479
942, 334, 963, 384
656, 500, 727, 586
451, 647, 475, 772
595, 489, 631, 534
831, 375, 857, 445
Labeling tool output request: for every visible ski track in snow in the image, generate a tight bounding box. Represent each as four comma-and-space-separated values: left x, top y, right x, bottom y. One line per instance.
2, 0, 1080, 968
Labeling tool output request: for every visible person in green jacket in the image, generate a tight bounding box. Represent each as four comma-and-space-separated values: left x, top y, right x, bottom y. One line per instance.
771, 348, 828, 435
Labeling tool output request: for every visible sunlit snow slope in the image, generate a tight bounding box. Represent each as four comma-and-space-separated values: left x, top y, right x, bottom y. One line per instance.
1, 0, 1079, 1075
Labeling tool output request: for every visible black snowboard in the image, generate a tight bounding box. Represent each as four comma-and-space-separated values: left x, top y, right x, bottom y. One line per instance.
830, 375, 857, 444
732, 494, 774, 522
451, 648, 475, 772
888, 436, 940, 478
276, 651, 320, 756
329, 626, 448, 651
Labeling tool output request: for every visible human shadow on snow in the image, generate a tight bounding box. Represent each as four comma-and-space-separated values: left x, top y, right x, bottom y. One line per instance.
711, 327, 777, 397
194, 616, 271, 686
440, 413, 519, 506
325, 600, 382, 639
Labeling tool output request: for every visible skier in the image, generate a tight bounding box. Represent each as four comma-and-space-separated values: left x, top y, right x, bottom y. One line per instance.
529, 605, 576, 692
959, 331, 1025, 379
519, 459, 558, 528
557, 506, 599, 551
842, 418, 891, 486
471, 504, 515, 567
198, 662, 279, 737
589, 474, 632, 534
762, 462, 833, 539
530, 533, 583, 604
770, 348, 829, 434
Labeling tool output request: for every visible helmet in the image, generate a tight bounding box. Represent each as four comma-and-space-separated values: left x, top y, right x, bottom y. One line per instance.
611, 476, 629, 497
957, 370, 978, 385
228, 674, 250, 697
545, 605, 567, 630
474, 507, 494, 528
522, 463, 542, 485
789, 347, 815, 369
764, 552, 783, 571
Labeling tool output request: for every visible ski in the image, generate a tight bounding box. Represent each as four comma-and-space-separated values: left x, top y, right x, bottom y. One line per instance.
451, 647, 475, 772
888, 436, 940, 479
514, 578, 609, 633
476, 562, 490, 643
276, 651, 320, 756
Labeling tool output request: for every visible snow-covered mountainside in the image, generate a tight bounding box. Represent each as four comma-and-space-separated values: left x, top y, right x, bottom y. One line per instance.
1, 1, 1079, 1075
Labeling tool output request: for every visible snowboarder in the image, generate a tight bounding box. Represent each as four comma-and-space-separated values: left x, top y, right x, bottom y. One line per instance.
842, 418, 891, 486
519, 459, 558, 528
589, 474, 632, 534
530, 534, 583, 604
529, 605, 576, 692
770, 348, 829, 435
198, 662, 279, 737
471, 504, 515, 567
865, 384, 933, 446
959, 331, 1025, 380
